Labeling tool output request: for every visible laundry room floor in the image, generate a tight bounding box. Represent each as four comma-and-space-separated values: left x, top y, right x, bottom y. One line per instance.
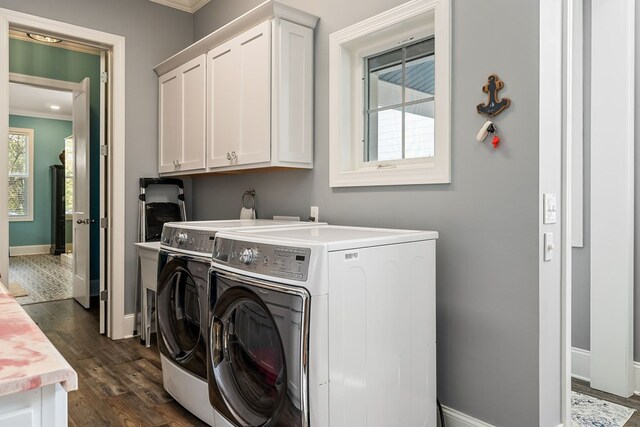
22, 298, 208, 426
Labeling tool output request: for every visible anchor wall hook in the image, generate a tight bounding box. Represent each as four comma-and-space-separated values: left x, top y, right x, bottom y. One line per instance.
476, 74, 511, 117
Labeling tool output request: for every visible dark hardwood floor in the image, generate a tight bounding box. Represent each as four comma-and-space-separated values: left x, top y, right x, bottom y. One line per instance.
572, 378, 640, 426
22, 298, 208, 427
27, 298, 640, 427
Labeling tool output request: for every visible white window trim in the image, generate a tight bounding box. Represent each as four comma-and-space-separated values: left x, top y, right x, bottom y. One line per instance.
329, 0, 450, 187
8, 127, 34, 222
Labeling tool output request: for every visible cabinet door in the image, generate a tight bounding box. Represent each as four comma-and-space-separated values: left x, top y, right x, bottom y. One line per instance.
158, 55, 206, 174
207, 21, 271, 169
273, 20, 314, 165
158, 70, 181, 174
207, 38, 240, 168
180, 55, 206, 171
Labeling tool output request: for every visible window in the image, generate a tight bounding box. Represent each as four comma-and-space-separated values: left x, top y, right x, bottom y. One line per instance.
366, 37, 435, 162
64, 136, 73, 215
329, 0, 450, 187
8, 127, 34, 221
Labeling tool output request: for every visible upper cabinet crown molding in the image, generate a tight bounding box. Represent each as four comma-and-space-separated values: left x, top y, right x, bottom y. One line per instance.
154, 0, 319, 76
149, 0, 210, 14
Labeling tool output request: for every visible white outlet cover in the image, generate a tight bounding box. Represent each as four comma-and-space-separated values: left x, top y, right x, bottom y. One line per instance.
543, 193, 558, 224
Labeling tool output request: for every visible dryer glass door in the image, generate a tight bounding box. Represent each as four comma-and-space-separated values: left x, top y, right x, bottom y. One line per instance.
211, 278, 308, 427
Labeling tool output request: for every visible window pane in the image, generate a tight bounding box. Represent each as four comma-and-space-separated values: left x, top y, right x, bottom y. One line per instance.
368, 47, 403, 71
8, 176, 27, 216
406, 38, 434, 61
368, 62, 403, 109
368, 107, 403, 162
65, 177, 73, 214
8, 133, 27, 175
405, 54, 435, 102
64, 137, 74, 214
405, 101, 435, 159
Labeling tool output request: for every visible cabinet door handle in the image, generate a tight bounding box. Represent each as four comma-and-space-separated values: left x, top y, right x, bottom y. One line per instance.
226, 152, 231, 160
231, 151, 237, 160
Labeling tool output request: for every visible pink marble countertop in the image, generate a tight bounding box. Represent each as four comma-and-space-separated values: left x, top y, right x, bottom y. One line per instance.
0, 283, 77, 396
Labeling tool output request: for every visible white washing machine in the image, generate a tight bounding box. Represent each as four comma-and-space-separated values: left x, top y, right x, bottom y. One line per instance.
208, 224, 438, 427
157, 219, 319, 426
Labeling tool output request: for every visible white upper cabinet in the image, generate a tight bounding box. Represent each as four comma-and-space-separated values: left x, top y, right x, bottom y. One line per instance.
207, 21, 271, 169
158, 55, 206, 174
154, 1, 318, 176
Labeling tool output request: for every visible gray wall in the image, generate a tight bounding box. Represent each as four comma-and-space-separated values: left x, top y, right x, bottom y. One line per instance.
193, 0, 543, 425
0, 0, 194, 314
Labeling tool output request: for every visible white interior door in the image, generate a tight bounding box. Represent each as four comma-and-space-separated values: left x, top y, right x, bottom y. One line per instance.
72, 78, 91, 308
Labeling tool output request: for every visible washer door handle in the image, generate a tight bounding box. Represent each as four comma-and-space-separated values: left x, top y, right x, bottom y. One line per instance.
212, 317, 224, 367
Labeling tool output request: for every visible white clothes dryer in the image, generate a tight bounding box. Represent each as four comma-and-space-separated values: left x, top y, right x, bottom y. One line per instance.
156, 219, 318, 426
208, 224, 438, 427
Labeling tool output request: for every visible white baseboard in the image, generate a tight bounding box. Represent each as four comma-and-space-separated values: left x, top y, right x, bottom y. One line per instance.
60, 252, 73, 267
9, 244, 51, 256
571, 347, 591, 382
123, 314, 136, 339
441, 406, 495, 427
571, 347, 640, 394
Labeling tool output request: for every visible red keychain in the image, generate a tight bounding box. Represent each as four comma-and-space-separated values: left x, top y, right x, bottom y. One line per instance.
491, 134, 500, 149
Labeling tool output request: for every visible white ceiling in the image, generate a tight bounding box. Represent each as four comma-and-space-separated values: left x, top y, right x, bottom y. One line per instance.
149, 0, 210, 13
9, 83, 73, 121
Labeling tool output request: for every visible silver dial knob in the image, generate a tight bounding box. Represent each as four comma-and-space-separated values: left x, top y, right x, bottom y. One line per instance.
238, 248, 255, 265
175, 232, 188, 245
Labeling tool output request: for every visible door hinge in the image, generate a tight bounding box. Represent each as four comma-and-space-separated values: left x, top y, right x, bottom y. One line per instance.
100, 289, 108, 301
100, 71, 108, 83
100, 145, 108, 156
100, 217, 108, 228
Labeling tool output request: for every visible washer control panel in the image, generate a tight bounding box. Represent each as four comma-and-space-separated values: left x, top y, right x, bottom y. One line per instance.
213, 238, 311, 281
160, 227, 216, 255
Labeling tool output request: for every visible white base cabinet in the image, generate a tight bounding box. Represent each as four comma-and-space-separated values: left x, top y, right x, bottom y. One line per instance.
155, 1, 317, 176
0, 384, 68, 427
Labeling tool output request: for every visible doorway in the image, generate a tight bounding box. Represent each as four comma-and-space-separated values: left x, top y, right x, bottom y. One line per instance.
0, 9, 127, 338
7, 82, 75, 305
563, 0, 637, 425
6, 33, 102, 321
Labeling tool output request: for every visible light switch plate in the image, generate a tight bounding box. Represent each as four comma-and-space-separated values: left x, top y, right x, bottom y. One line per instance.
543, 193, 558, 224
544, 232, 554, 261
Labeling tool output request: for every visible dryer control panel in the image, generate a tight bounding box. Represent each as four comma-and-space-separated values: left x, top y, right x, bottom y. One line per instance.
213, 238, 311, 281
160, 226, 216, 255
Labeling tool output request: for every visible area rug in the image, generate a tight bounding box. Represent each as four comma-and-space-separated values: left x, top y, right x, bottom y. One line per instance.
8, 281, 29, 297
572, 391, 635, 427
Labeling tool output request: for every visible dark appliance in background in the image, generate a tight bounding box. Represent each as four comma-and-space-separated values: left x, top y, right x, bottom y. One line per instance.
50, 164, 65, 255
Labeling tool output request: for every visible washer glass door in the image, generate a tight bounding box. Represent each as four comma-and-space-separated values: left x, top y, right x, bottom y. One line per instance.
157, 258, 202, 363
211, 281, 307, 427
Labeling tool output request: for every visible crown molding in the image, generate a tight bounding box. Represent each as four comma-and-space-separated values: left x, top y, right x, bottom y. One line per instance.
149, 0, 210, 14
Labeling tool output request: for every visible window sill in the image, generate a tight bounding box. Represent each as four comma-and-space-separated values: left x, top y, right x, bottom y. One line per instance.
331, 160, 449, 187
9, 216, 34, 222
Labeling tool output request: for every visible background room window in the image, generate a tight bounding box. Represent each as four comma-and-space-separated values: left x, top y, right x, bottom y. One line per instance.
64, 136, 73, 215
366, 37, 435, 162
329, 0, 450, 187
8, 127, 34, 221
